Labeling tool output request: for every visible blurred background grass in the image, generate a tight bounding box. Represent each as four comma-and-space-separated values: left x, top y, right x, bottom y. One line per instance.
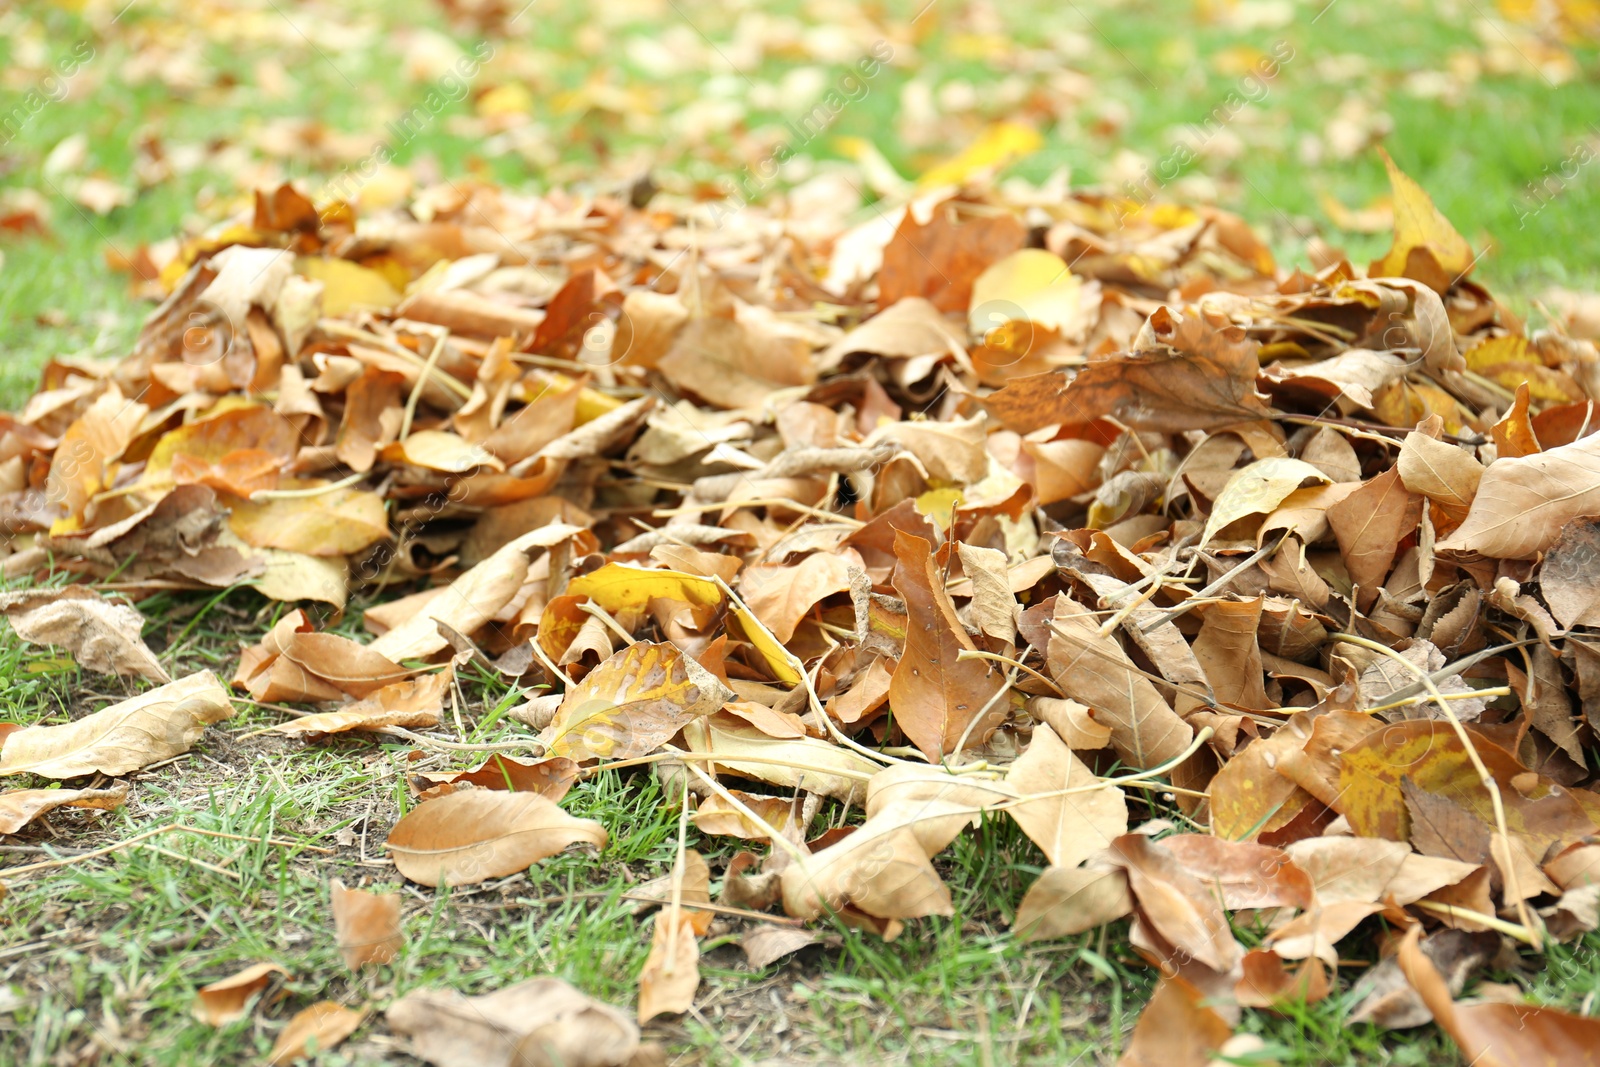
2, 0, 1598, 412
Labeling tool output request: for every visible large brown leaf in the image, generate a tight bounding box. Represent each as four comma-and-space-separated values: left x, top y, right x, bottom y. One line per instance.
0, 671, 234, 778
887, 531, 1007, 762
984, 306, 1272, 434
1397, 924, 1600, 1066
385, 789, 607, 887
388, 977, 642, 1067
1439, 433, 1600, 560
1004, 723, 1127, 868
878, 201, 1027, 312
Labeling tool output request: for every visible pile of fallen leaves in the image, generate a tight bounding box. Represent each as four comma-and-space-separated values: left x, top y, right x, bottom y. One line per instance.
6, 148, 1600, 1064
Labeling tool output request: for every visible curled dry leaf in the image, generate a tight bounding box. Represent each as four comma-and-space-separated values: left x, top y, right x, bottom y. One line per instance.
370, 524, 584, 662
0, 671, 233, 778
1396, 924, 1600, 1067
0, 782, 127, 834
385, 789, 607, 887
0, 585, 169, 683
542, 641, 733, 761
266, 1001, 364, 1065
192, 961, 289, 1025
387, 977, 641, 1067
330, 878, 403, 969
270, 669, 452, 737
411, 755, 579, 802
780, 764, 1016, 924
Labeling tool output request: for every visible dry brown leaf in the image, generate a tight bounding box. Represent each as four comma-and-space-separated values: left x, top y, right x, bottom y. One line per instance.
1014, 865, 1133, 941
192, 962, 289, 1025
267, 1001, 364, 1065
1046, 595, 1194, 770
1327, 465, 1423, 609
411, 755, 579, 802
385, 789, 607, 887
1397, 924, 1600, 1066
0, 783, 128, 834
388, 977, 641, 1067
888, 531, 1007, 762
370, 524, 583, 662
1115, 976, 1233, 1067
1005, 723, 1127, 868
271, 669, 452, 737
330, 879, 403, 969
0, 585, 169, 683
740, 552, 859, 643
1107, 833, 1243, 975
984, 306, 1272, 435
0, 671, 233, 778
780, 764, 1015, 923
740, 925, 819, 968
637, 908, 700, 1023
1440, 434, 1600, 560
878, 202, 1027, 312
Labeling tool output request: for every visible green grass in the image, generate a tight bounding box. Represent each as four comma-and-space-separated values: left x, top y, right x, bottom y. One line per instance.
4, 0, 1600, 1063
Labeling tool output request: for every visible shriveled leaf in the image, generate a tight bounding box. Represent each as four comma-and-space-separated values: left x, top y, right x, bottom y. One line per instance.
385, 789, 607, 887
0, 585, 169, 683
0, 671, 234, 778
0, 783, 127, 834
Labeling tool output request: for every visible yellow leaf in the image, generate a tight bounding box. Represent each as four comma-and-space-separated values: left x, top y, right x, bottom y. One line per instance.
1201, 458, 1330, 545
1369, 149, 1476, 292
566, 563, 723, 629
1464, 335, 1585, 403
917, 122, 1042, 189
476, 82, 533, 118
968, 248, 1084, 336
295, 257, 402, 316
542, 641, 733, 761
228, 482, 390, 557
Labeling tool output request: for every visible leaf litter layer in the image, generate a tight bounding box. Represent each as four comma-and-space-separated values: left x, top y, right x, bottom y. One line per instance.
5, 160, 1600, 1064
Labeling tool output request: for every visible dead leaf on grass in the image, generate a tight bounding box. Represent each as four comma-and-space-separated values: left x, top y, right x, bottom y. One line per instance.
385, 789, 607, 887
0, 671, 233, 778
